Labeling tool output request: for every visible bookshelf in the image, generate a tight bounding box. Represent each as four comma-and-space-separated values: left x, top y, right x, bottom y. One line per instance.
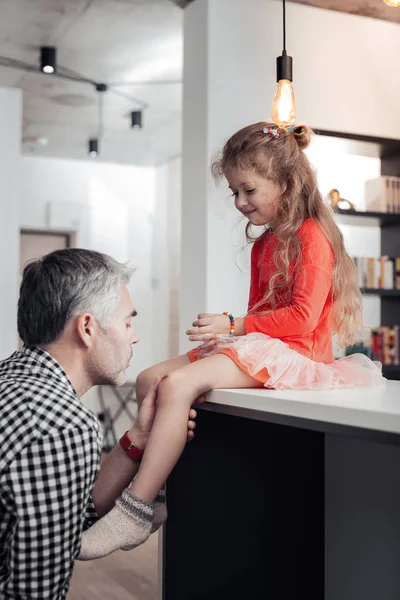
315, 129, 400, 379
362, 289, 400, 297
336, 209, 400, 227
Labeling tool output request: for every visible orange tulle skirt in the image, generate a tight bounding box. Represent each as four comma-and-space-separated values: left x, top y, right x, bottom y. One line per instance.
187, 333, 385, 390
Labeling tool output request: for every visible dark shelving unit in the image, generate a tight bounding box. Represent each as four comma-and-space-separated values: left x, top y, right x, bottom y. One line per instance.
335, 209, 400, 228
362, 289, 400, 297
316, 129, 400, 379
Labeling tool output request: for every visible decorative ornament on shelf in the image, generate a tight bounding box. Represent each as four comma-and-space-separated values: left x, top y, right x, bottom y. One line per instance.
328, 189, 356, 212
270, 0, 296, 128
383, 0, 400, 7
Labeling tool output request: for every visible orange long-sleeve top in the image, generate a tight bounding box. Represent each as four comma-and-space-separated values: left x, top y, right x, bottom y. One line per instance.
244, 218, 334, 363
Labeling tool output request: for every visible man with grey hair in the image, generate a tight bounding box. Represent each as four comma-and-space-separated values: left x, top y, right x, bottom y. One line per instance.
0, 248, 198, 600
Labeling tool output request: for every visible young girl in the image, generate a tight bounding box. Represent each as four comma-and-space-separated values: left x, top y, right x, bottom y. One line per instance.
79, 122, 384, 559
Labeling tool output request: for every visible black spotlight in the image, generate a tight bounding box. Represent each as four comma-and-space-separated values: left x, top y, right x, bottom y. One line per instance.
131, 110, 142, 130
88, 138, 98, 158
40, 46, 57, 74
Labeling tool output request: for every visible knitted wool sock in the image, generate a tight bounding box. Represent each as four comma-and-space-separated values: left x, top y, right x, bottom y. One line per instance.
78, 489, 154, 561
151, 484, 167, 534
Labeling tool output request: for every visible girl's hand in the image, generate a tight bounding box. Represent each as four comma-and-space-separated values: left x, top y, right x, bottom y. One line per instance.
186, 313, 231, 343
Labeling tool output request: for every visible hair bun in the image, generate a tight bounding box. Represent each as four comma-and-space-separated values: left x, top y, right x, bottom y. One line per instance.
292, 124, 312, 150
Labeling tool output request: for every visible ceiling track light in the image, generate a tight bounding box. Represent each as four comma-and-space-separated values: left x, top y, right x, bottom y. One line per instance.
12, 51, 152, 153
93, 83, 108, 158
131, 110, 143, 130
40, 46, 56, 74
88, 138, 98, 158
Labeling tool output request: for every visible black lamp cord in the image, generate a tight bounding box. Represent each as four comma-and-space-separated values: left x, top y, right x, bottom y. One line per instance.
282, 0, 287, 55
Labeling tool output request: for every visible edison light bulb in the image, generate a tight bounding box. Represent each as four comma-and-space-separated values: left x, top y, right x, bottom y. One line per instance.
271, 79, 296, 128
383, 0, 400, 6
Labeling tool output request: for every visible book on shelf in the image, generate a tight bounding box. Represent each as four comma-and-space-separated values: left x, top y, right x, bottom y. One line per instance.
346, 326, 400, 366
353, 255, 400, 290
365, 176, 400, 214
396, 257, 400, 291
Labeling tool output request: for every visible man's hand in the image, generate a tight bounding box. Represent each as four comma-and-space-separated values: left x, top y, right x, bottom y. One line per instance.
130, 378, 160, 450
129, 378, 204, 449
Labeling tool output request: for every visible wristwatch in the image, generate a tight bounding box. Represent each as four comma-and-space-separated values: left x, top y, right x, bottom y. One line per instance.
119, 430, 144, 463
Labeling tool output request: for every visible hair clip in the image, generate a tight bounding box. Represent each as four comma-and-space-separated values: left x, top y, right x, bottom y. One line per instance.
263, 127, 280, 138
286, 126, 295, 133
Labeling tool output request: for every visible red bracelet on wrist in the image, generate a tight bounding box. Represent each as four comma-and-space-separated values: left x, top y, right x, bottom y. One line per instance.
119, 431, 144, 463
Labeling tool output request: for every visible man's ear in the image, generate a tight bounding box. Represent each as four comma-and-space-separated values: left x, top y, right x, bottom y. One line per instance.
75, 313, 97, 348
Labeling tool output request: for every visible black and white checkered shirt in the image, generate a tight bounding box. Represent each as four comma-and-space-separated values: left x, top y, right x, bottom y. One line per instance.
0, 346, 102, 599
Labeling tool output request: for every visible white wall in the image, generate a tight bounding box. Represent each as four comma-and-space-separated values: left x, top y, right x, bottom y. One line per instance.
167, 157, 182, 358
152, 156, 182, 364
20, 155, 156, 417
152, 162, 171, 364
284, 2, 400, 139
0, 87, 22, 360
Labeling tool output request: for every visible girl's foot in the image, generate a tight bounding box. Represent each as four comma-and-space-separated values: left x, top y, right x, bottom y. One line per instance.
78, 489, 154, 560
151, 484, 167, 533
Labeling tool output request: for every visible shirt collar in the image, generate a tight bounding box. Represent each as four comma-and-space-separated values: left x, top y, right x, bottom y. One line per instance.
21, 345, 77, 394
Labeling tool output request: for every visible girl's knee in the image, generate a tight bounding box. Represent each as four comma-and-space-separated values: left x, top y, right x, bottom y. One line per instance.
157, 371, 196, 409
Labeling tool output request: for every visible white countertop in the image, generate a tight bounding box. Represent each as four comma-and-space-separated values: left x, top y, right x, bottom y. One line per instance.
206, 381, 400, 435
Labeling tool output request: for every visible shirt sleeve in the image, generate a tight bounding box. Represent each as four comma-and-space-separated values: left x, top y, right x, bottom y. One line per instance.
1, 427, 100, 599
84, 497, 99, 530
244, 225, 334, 337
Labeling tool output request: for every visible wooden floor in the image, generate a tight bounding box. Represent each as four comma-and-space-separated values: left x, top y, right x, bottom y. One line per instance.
68, 533, 159, 600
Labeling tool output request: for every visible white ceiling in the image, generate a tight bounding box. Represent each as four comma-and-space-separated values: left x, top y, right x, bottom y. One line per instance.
0, 0, 184, 166
1, 0, 398, 167
174, 0, 400, 24
287, 0, 400, 24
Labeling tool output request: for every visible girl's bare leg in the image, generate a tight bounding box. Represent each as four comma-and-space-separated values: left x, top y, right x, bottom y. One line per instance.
134, 355, 193, 532
135, 354, 191, 407
130, 354, 262, 502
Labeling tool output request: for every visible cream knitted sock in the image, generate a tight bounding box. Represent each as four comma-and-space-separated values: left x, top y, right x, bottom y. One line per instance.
151, 484, 167, 534
78, 489, 154, 561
